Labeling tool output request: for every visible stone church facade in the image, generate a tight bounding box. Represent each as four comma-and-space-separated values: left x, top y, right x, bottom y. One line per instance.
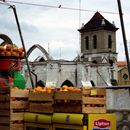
23, 12, 119, 88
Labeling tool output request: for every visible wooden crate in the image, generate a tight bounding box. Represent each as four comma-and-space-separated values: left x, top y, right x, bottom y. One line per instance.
28, 91, 54, 113
82, 88, 106, 113
54, 88, 106, 113
54, 91, 82, 113
0, 87, 29, 130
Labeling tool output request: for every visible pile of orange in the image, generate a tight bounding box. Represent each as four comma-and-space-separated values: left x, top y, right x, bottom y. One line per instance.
11, 86, 20, 90
33, 86, 55, 93
0, 44, 24, 58
11, 86, 29, 90
59, 85, 81, 92
11, 85, 81, 93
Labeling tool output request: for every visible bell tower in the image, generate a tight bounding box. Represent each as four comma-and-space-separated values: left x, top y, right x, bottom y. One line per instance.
78, 11, 118, 65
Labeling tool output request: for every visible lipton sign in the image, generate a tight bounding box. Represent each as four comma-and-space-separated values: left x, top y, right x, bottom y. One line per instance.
94, 119, 110, 128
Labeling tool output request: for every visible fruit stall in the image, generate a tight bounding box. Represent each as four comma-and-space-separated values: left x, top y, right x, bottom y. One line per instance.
0, 43, 26, 130
0, 44, 116, 130
0, 86, 116, 130
24, 86, 116, 130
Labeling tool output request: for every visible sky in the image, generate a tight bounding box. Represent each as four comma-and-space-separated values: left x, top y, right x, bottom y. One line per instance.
0, 0, 130, 61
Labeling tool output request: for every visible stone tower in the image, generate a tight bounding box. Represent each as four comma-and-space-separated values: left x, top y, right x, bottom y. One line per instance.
78, 11, 118, 65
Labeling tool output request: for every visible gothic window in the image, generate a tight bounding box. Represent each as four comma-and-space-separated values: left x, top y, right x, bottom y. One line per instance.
85, 36, 89, 50
93, 35, 97, 49
108, 35, 112, 49
60, 80, 74, 87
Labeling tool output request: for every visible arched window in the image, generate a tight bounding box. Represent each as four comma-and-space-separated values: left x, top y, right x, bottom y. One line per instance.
123, 73, 128, 80
93, 35, 97, 49
108, 35, 112, 49
92, 60, 97, 64
85, 36, 89, 50
60, 80, 74, 87
36, 80, 45, 87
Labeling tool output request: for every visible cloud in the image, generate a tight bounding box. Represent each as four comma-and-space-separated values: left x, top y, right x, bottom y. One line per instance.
0, 0, 130, 61
49, 39, 78, 59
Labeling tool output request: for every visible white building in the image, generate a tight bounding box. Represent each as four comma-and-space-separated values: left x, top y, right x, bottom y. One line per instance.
23, 12, 118, 88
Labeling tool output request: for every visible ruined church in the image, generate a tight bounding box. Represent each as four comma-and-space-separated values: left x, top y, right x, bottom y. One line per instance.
24, 11, 118, 88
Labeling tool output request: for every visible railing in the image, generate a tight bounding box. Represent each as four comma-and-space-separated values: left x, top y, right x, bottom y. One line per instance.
118, 80, 130, 85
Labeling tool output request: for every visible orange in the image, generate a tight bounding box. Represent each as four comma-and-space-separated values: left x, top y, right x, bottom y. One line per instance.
67, 86, 74, 91
63, 89, 68, 91
6, 44, 13, 51
72, 88, 80, 92
34, 86, 43, 91
62, 85, 68, 90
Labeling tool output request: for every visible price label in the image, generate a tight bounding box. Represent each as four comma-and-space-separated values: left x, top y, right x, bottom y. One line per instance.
91, 89, 97, 96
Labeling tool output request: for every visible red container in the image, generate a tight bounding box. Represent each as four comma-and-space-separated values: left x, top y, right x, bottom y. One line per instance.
0, 59, 21, 70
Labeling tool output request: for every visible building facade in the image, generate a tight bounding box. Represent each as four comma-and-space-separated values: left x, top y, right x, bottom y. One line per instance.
116, 61, 130, 85
23, 12, 119, 88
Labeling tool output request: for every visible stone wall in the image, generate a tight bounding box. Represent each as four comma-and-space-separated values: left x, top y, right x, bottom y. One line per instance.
22, 61, 113, 88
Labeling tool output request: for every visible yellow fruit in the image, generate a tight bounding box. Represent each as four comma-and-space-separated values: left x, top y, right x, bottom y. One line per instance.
63, 89, 68, 91
18, 47, 24, 52
13, 48, 18, 52
46, 89, 52, 93
0, 51, 5, 56
34, 86, 43, 91
5, 51, 11, 56
62, 85, 68, 90
20, 52, 25, 58
0, 46, 5, 51
6, 44, 13, 51
67, 86, 74, 91
74, 88, 81, 92
11, 86, 19, 90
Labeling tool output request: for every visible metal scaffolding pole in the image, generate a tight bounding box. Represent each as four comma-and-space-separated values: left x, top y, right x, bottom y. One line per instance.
117, 0, 130, 78
11, 5, 34, 88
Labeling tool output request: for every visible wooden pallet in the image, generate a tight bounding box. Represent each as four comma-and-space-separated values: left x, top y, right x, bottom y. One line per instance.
0, 87, 29, 130
54, 88, 106, 113
28, 91, 54, 113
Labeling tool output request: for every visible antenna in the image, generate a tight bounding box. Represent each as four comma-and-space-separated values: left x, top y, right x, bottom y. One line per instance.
78, 0, 81, 55
60, 47, 61, 59
79, 0, 81, 28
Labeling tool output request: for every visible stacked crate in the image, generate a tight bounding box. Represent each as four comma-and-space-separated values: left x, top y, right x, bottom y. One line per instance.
24, 87, 106, 130
24, 90, 54, 130
52, 87, 106, 130
0, 87, 29, 130
28, 90, 54, 114
54, 87, 106, 114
